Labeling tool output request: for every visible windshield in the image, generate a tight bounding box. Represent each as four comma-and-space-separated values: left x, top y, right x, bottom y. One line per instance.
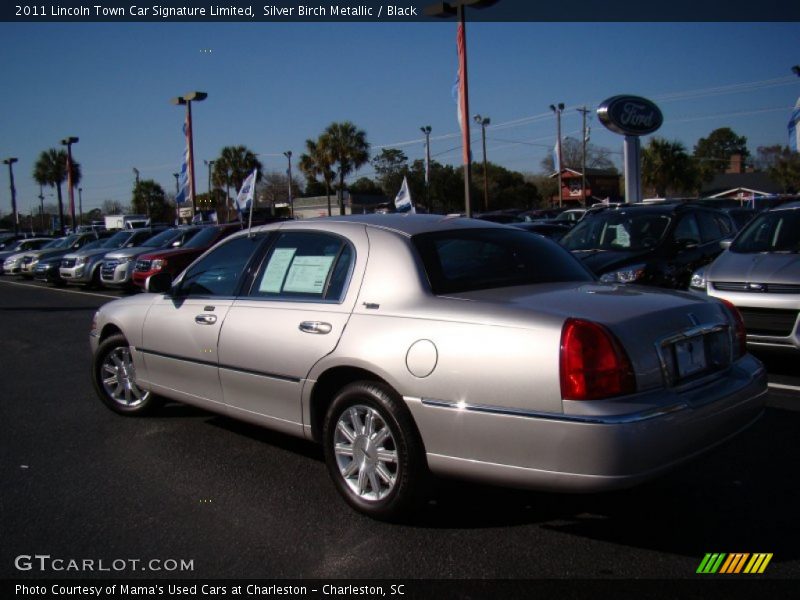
103, 231, 135, 248
732, 210, 800, 253
413, 228, 594, 294
43, 237, 69, 249
80, 239, 104, 251
142, 229, 183, 248
561, 211, 671, 251
183, 226, 227, 249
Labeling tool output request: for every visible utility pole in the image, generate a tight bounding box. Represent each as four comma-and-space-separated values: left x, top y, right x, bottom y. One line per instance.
38, 185, 45, 232
550, 103, 565, 208
78, 187, 83, 227
420, 126, 432, 212
474, 115, 491, 211
577, 106, 590, 207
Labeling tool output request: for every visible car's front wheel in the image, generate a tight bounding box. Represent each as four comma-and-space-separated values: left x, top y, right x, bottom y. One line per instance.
323, 381, 426, 520
92, 333, 157, 415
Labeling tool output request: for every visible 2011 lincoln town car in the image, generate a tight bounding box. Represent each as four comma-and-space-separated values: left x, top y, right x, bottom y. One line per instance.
90, 215, 767, 519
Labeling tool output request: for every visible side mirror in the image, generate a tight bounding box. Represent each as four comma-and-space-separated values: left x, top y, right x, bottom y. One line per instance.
719, 239, 733, 250
146, 271, 174, 295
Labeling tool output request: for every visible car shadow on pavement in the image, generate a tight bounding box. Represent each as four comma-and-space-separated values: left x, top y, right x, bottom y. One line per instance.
413, 405, 798, 560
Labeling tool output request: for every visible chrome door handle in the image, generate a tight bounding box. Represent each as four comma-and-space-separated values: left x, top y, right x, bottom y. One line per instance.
195, 314, 218, 325
299, 321, 332, 334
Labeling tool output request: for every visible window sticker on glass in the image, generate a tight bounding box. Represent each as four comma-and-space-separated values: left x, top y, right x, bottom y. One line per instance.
259, 248, 297, 293
283, 255, 335, 294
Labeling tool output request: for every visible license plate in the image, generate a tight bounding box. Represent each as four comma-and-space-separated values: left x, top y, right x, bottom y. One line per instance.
675, 336, 707, 379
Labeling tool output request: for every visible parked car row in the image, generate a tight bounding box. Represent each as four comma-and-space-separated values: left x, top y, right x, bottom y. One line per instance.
2, 224, 245, 291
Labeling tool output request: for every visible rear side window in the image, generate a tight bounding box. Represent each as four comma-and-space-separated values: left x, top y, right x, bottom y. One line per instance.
413, 228, 594, 294
696, 210, 725, 243
249, 232, 354, 302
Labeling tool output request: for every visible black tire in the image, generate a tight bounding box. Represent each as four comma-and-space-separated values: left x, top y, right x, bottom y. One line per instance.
322, 381, 427, 520
91, 333, 158, 416
88, 266, 102, 289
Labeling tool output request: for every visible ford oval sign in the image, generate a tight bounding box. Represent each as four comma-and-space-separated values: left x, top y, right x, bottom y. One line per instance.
597, 95, 663, 136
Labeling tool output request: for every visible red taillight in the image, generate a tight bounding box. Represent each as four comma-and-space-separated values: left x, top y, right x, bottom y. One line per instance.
560, 318, 636, 400
720, 299, 747, 359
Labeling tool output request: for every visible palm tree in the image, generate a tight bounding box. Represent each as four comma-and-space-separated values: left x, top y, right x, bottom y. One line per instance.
212, 146, 262, 217
299, 138, 336, 215
33, 148, 81, 234
321, 122, 370, 214
642, 138, 698, 198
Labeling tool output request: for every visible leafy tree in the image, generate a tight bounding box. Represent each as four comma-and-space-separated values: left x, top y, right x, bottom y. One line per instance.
755, 145, 800, 193
693, 127, 749, 181
321, 121, 370, 214
540, 137, 617, 173
642, 138, 699, 197
349, 177, 384, 196
299, 138, 335, 215
212, 145, 263, 210
473, 161, 539, 211
372, 148, 408, 197
33, 148, 81, 233
131, 180, 171, 223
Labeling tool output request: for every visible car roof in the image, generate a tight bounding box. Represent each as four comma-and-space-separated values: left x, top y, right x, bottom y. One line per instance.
251, 214, 507, 238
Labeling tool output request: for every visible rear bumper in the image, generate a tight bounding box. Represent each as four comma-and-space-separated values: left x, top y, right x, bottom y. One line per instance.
406, 354, 768, 492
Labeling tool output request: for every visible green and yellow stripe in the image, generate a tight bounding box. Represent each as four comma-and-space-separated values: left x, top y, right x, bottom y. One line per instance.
697, 553, 773, 574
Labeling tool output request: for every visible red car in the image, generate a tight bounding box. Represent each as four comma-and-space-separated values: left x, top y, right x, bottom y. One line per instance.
131, 223, 242, 289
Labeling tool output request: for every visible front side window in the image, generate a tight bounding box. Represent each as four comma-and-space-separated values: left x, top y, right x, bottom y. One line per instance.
250, 232, 354, 302
178, 234, 265, 297
414, 228, 593, 295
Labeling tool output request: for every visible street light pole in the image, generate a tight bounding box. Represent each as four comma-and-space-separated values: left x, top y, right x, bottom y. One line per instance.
78, 187, 83, 227
38, 185, 45, 232
171, 91, 207, 217
420, 126, 432, 212
284, 151, 294, 218
61, 137, 79, 232
2, 158, 19, 236
474, 115, 490, 211
549, 104, 565, 208
577, 106, 590, 207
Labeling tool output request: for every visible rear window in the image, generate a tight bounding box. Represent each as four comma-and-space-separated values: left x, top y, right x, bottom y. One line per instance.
413, 228, 594, 294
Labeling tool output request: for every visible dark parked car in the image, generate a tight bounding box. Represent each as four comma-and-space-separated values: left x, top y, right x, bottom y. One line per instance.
560, 203, 736, 289
131, 223, 242, 289
33, 237, 110, 286
511, 221, 572, 241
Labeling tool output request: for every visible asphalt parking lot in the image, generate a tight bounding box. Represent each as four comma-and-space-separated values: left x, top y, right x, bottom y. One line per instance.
1, 278, 798, 586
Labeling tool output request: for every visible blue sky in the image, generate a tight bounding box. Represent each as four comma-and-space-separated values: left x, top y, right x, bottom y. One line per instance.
1, 21, 799, 215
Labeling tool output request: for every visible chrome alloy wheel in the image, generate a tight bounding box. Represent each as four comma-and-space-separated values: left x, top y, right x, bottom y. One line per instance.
333, 405, 399, 501
101, 346, 150, 408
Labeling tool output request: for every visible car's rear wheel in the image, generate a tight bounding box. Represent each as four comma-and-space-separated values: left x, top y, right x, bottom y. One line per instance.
92, 333, 156, 415
323, 381, 426, 520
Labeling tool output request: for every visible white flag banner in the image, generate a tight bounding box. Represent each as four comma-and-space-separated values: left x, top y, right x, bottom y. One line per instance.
236, 169, 258, 212
394, 176, 415, 214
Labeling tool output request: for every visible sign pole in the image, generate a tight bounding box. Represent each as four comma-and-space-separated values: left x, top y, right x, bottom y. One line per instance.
623, 135, 642, 204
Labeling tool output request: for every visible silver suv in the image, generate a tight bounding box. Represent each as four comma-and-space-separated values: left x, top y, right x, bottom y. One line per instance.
691, 202, 800, 351
60, 228, 163, 287
100, 227, 200, 288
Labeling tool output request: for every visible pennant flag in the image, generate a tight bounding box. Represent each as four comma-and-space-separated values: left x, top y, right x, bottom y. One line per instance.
394, 176, 415, 214
789, 96, 800, 153
236, 169, 258, 213
175, 119, 190, 206
553, 142, 560, 172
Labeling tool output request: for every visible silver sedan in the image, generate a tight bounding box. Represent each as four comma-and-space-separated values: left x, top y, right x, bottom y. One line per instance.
90, 215, 767, 519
